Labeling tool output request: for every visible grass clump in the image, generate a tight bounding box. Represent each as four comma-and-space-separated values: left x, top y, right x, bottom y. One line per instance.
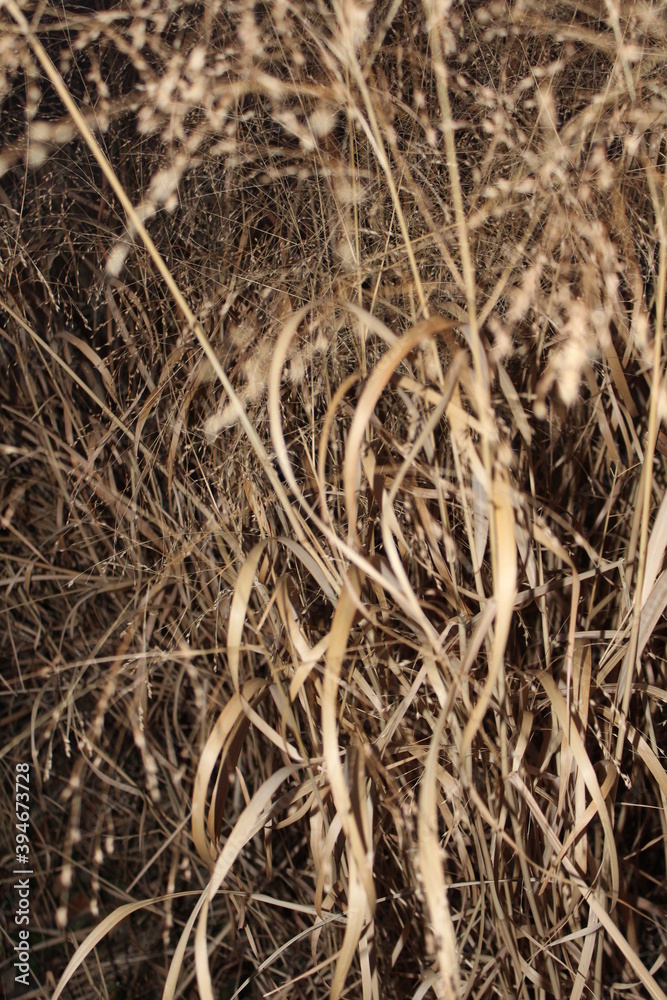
1, 0, 666, 997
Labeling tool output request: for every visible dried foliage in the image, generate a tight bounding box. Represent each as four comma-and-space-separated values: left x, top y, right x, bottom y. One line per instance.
1, 0, 667, 997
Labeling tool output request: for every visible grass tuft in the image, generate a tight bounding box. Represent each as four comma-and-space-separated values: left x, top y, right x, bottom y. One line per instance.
1, 0, 667, 997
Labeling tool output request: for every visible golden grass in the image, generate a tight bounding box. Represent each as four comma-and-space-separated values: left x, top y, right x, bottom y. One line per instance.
1, 0, 666, 997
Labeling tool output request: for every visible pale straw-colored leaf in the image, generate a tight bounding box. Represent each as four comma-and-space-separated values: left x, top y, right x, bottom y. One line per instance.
343, 317, 457, 545
642, 489, 667, 608
330, 844, 371, 1000
460, 467, 516, 765
194, 766, 295, 1000
322, 567, 376, 910
538, 670, 620, 904
52, 892, 200, 1000
418, 709, 461, 999
191, 679, 267, 865
228, 540, 270, 692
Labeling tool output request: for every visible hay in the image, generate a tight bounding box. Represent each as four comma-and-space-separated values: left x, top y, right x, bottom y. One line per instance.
1, 0, 666, 996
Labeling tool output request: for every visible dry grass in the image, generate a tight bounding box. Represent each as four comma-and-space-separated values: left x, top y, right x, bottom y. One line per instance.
1, 0, 666, 997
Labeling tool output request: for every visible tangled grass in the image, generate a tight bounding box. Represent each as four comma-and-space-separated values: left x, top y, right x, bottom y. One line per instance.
1, 0, 666, 997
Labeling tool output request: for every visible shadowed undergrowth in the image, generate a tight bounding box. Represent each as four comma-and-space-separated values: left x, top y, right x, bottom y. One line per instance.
1, 0, 666, 997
